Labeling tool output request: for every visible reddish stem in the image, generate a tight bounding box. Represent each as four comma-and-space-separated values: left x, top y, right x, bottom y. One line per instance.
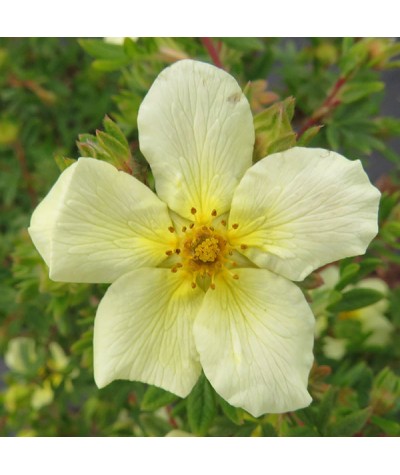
200, 37, 224, 69
297, 76, 348, 139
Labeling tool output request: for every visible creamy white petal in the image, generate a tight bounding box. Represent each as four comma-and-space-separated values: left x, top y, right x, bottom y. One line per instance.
228, 147, 381, 281
193, 268, 315, 416
138, 59, 255, 222
94, 268, 204, 397
29, 157, 177, 283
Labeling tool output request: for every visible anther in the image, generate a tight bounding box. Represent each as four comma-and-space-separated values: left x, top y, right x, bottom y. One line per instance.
165, 250, 173, 256
175, 249, 181, 255
168, 226, 175, 233
211, 209, 217, 217
240, 244, 248, 250
171, 268, 178, 273
232, 274, 239, 280
221, 220, 227, 226
210, 226, 214, 231
202, 225, 208, 231
232, 223, 239, 229
191, 282, 197, 289
189, 223, 195, 229
182, 226, 187, 233
176, 263, 183, 268
210, 283, 216, 290
191, 207, 197, 215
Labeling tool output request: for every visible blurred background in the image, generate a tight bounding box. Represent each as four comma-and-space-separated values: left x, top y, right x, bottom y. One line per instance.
0, 38, 399, 436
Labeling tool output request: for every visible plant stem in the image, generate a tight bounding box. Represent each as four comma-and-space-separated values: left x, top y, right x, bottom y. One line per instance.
297, 76, 348, 139
200, 37, 224, 69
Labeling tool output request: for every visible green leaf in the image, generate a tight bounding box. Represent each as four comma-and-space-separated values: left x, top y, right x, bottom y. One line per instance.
54, 156, 76, 172
327, 288, 384, 312
91, 59, 130, 72
219, 37, 265, 52
341, 81, 384, 103
297, 125, 322, 146
103, 115, 129, 147
327, 407, 371, 436
187, 375, 216, 436
79, 39, 126, 60
316, 387, 337, 434
253, 97, 296, 160
141, 386, 178, 412
335, 263, 360, 291
371, 416, 400, 436
217, 395, 243, 425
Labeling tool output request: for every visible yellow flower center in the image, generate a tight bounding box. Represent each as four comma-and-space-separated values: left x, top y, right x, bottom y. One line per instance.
165, 209, 243, 289
183, 225, 228, 274
193, 237, 220, 263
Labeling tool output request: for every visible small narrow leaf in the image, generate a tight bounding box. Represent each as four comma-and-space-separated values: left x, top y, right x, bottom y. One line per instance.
141, 385, 179, 412
327, 407, 371, 436
327, 288, 384, 312
335, 263, 360, 291
187, 375, 216, 436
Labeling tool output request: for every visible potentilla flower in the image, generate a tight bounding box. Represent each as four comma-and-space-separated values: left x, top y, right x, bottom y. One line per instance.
312, 266, 393, 360
28, 60, 380, 416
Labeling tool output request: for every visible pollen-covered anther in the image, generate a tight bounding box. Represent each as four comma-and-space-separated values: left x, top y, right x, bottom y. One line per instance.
191, 282, 197, 289
211, 209, 217, 217
175, 249, 181, 255
210, 283, 216, 290
193, 237, 220, 263
240, 244, 248, 250
232, 223, 239, 229
182, 226, 187, 232
168, 226, 175, 233
221, 220, 227, 226
165, 250, 173, 256
191, 207, 197, 215
232, 274, 239, 280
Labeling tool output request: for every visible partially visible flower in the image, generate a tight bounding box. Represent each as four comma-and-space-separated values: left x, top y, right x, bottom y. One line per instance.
103, 37, 138, 45
28, 60, 380, 416
312, 266, 393, 360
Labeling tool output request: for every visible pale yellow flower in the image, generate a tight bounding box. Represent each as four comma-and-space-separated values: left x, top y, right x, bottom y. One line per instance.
314, 266, 393, 359
29, 60, 380, 416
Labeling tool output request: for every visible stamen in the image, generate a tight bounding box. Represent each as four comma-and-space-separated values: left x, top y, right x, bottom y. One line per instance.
221, 220, 226, 226
240, 244, 248, 250
191, 207, 197, 215
210, 226, 214, 231
210, 283, 216, 290
168, 226, 175, 233
171, 267, 178, 273
232, 223, 239, 229
211, 209, 217, 217
189, 223, 195, 229
182, 226, 187, 232
175, 249, 181, 255
165, 250, 173, 256
191, 282, 197, 289
232, 274, 239, 280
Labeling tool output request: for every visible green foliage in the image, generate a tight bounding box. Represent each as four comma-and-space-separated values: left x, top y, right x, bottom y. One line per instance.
1, 37, 399, 437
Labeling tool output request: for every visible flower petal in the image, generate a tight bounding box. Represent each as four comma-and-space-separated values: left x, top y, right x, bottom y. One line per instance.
94, 268, 204, 397
193, 268, 314, 416
29, 157, 177, 283
138, 59, 255, 222
229, 147, 381, 281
